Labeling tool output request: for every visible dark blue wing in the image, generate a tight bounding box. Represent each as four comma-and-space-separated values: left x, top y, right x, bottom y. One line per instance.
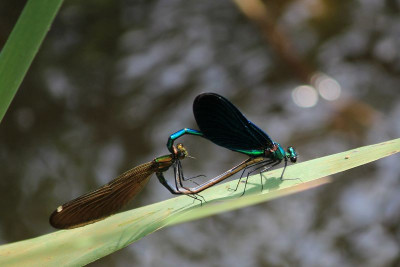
193, 93, 274, 155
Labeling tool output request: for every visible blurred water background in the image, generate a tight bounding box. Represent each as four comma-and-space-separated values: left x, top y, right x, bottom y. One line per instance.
1, 0, 400, 266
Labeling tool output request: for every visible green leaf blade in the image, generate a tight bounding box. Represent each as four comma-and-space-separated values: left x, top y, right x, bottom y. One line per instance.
0, 0, 63, 122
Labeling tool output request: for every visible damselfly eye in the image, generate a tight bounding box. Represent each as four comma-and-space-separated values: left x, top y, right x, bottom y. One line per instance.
287, 147, 298, 163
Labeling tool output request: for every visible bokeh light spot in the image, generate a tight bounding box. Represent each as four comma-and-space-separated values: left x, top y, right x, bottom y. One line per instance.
312, 73, 342, 101
292, 85, 318, 108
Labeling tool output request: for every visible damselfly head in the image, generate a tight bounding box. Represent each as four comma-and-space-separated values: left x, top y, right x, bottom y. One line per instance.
175, 143, 188, 159
287, 146, 297, 163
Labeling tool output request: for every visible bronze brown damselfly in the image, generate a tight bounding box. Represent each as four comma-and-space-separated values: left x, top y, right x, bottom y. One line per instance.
50, 144, 194, 229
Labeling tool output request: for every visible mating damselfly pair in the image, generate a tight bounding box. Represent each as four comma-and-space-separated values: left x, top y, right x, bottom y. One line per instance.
50, 93, 297, 229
